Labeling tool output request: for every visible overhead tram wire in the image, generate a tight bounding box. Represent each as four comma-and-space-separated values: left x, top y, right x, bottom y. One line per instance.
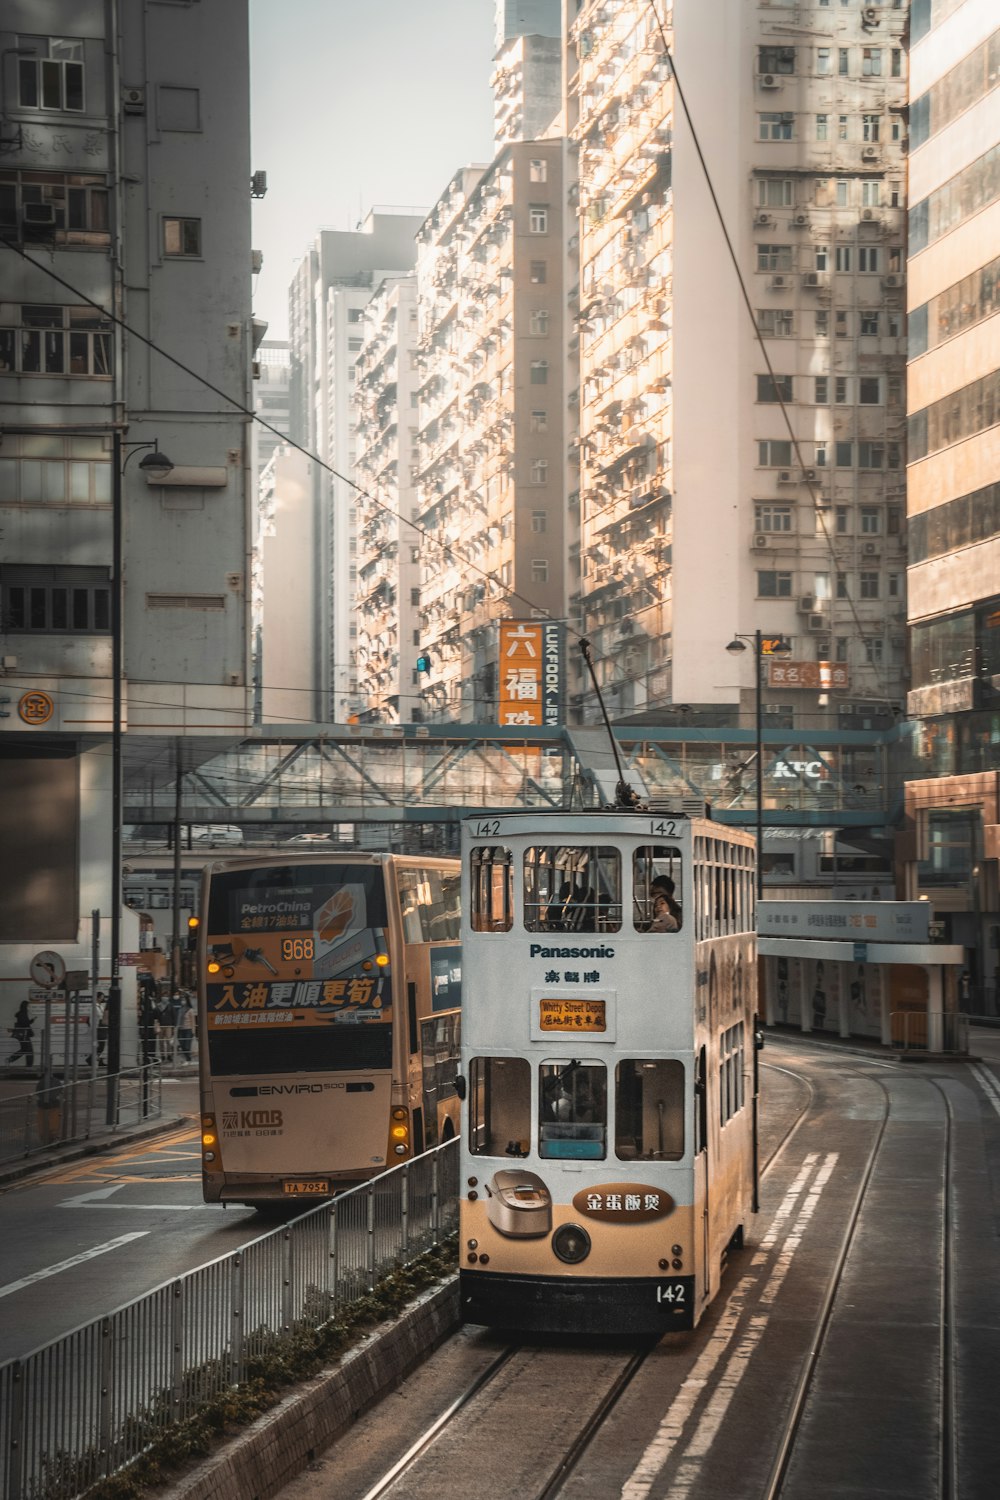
645, 0, 896, 707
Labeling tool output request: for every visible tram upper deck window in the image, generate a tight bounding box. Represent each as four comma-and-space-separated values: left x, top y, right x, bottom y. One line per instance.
615, 1060, 684, 1160
633, 846, 683, 932
469, 1055, 530, 1156
523, 845, 621, 933
470, 845, 514, 932
539, 1060, 607, 1159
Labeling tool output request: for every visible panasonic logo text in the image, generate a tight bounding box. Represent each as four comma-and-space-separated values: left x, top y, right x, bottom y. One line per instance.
530, 944, 615, 959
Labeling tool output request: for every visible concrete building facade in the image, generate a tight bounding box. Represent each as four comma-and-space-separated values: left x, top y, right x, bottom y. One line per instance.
0, 0, 253, 1017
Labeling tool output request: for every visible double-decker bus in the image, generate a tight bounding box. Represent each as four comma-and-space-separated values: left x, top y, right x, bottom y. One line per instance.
197, 852, 461, 1208
458, 807, 758, 1335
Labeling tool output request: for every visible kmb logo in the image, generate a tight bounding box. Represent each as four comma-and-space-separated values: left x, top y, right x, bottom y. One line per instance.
240, 1109, 283, 1128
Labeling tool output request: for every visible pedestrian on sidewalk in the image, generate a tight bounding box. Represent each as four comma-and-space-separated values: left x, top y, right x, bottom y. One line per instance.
155, 993, 176, 1064
85, 993, 109, 1067
8, 1000, 35, 1066
177, 995, 196, 1063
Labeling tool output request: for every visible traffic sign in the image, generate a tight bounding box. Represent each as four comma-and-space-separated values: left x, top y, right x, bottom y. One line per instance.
30, 950, 66, 988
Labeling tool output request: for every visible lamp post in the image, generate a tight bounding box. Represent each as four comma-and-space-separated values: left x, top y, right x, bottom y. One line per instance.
725, 631, 792, 902
108, 434, 173, 1121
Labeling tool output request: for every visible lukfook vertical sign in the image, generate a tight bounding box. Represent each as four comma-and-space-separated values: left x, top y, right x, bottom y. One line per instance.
499, 620, 564, 727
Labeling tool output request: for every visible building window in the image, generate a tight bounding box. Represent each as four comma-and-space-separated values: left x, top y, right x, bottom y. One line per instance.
757, 179, 793, 207
835, 506, 849, 534
814, 572, 831, 600
835, 637, 849, 662
864, 637, 884, 665
888, 573, 902, 597
756, 374, 793, 403
858, 247, 880, 273
0, 303, 111, 377
862, 48, 882, 77
816, 114, 829, 140
757, 243, 792, 272
814, 376, 829, 403
815, 309, 829, 336
530, 459, 548, 485
529, 206, 548, 233
531, 510, 547, 533
0, 171, 109, 240
815, 246, 829, 272
891, 48, 902, 78
815, 442, 828, 467
859, 572, 880, 599
0, 431, 111, 503
816, 49, 831, 75
835, 441, 853, 466
757, 570, 793, 598
530, 559, 549, 583
758, 309, 794, 337
862, 115, 880, 143
838, 115, 848, 141
858, 442, 884, 469
530, 360, 548, 385
835, 247, 851, 272
529, 309, 549, 336
529, 159, 547, 183
757, 439, 793, 466
859, 311, 880, 337
835, 310, 849, 337
163, 217, 201, 257
759, 46, 796, 74
17, 37, 84, 112
1, 565, 110, 633
530, 409, 548, 433
838, 48, 850, 76
836, 180, 849, 207
758, 112, 794, 141
860, 507, 882, 534
859, 377, 881, 404
755, 503, 793, 532
530, 260, 547, 283
837, 573, 849, 599
835, 376, 849, 404
861, 181, 881, 208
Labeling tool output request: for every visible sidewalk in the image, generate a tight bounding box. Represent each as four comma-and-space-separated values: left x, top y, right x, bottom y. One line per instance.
0, 1065, 199, 1189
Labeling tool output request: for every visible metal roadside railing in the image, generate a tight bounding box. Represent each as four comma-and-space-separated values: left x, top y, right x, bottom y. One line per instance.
0, 1139, 459, 1500
889, 1010, 971, 1055
0, 1067, 164, 1167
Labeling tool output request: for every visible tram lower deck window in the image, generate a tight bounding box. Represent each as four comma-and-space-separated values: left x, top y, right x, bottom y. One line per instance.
539, 1060, 607, 1158
615, 1059, 684, 1160
469, 1056, 530, 1155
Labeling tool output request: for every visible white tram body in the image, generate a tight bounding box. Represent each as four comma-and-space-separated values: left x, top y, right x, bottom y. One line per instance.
458, 809, 758, 1335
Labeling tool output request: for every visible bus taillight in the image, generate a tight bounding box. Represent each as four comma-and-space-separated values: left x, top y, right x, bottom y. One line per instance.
390, 1107, 409, 1157
202, 1114, 219, 1163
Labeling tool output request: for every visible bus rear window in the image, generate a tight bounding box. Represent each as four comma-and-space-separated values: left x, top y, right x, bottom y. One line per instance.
397, 866, 461, 942
524, 845, 621, 933
207, 1023, 392, 1076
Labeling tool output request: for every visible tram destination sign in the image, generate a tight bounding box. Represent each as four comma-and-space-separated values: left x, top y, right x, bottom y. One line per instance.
538, 997, 606, 1032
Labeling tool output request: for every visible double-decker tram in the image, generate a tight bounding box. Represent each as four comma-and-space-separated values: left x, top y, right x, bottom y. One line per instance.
197, 852, 461, 1207
458, 807, 758, 1334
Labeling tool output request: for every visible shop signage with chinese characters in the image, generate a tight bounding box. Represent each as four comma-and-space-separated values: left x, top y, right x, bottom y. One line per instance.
758, 900, 930, 944
499, 620, 563, 726
767, 660, 849, 690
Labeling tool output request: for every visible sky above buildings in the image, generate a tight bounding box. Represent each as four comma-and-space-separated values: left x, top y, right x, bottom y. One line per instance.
249, 0, 497, 341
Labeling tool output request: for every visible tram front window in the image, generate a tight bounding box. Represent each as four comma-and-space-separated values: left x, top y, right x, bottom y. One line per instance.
634, 845, 683, 932
469, 1056, 530, 1156
539, 1060, 607, 1159
615, 1059, 685, 1160
470, 846, 514, 932
524, 845, 621, 933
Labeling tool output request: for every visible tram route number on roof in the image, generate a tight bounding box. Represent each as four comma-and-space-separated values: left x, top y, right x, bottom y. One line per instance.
538, 998, 606, 1032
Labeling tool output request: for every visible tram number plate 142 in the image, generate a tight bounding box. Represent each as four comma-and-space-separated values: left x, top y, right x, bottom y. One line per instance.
656, 1282, 686, 1304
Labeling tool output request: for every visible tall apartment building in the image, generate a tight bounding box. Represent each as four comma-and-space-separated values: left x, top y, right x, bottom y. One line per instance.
286, 214, 424, 721
567, 0, 908, 728
412, 142, 566, 723
354, 277, 422, 723
899, 0, 1000, 1013
0, 1, 252, 1002
253, 339, 291, 475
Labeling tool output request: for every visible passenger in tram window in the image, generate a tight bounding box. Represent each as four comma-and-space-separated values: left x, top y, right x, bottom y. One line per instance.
649, 876, 681, 932
565, 878, 597, 931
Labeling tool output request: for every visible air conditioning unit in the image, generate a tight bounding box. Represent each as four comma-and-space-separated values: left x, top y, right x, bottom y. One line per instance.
883, 274, 901, 289
802, 468, 818, 481
759, 74, 780, 89
22, 202, 57, 227
863, 541, 879, 555
861, 208, 876, 221
861, 146, 878, 161
808, 614, 827, 631
798, 594, 815, 612
753, 534, 770, 549
771, 274, 788, 289
122, 86, 145, 113
862, 6, 879, 24
802, 271, 821, 288
777, 470, 795, 483
754, 212, 773, 227
793, 213, 810, 227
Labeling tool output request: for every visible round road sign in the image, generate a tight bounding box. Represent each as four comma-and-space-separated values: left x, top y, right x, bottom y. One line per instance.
30, 950, 66, 988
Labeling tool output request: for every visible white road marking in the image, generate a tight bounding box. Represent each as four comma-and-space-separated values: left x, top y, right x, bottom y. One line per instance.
970, 1062, 1000, 1118
0, 1232, 149, 1300
620, 1153, 838, 1500
61, 1201, 211, 1211
61, 1184, 124, 1206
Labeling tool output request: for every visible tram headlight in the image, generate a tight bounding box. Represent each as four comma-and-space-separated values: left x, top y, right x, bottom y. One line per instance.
552, 1223, 591, 1265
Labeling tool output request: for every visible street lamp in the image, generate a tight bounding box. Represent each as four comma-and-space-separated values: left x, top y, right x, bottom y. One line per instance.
107, 435, 173, 1120
725, 631, 792, 902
